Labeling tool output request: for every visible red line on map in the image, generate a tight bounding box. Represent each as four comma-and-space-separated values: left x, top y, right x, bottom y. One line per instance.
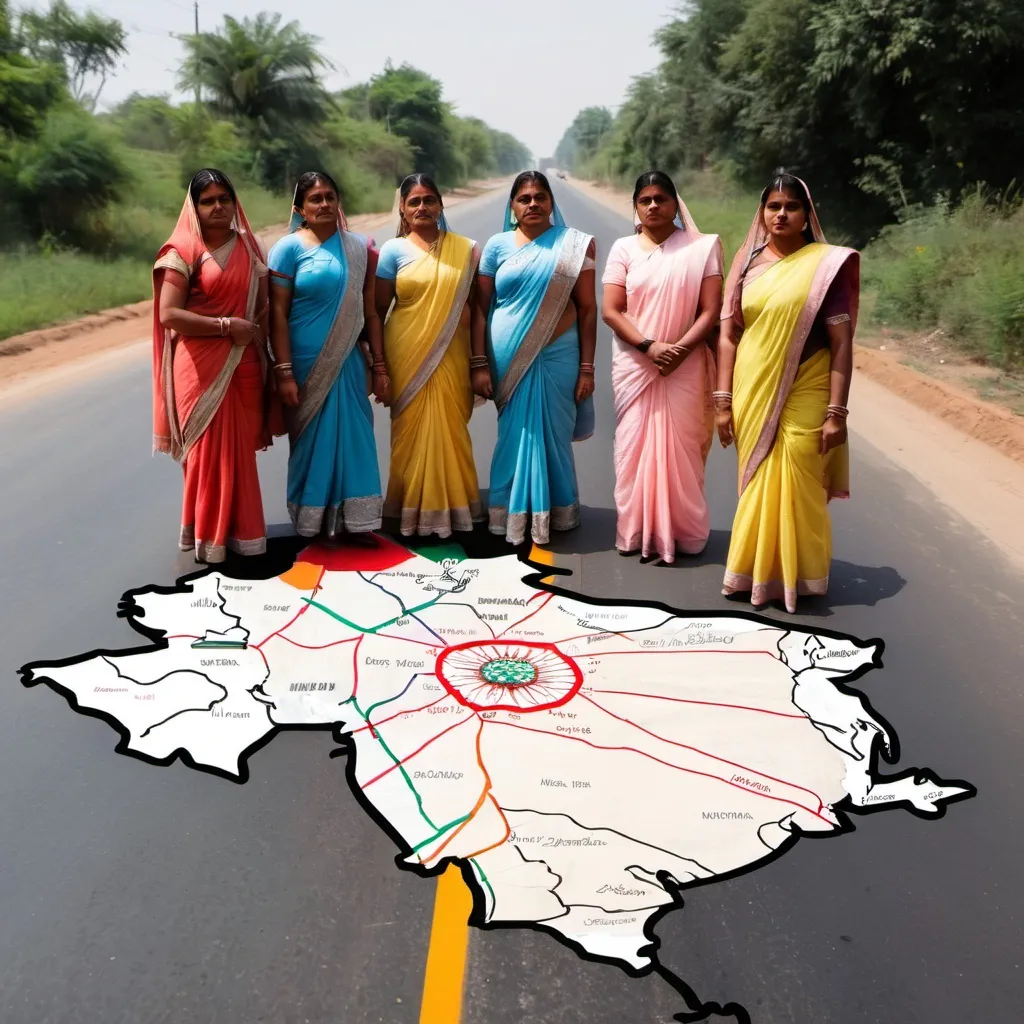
361, 713, 477, 789
584, 688, 805, 720
276, 635, 360, 651
375, 632, 437, 648
488, 720, 832, 824
497, 593, 554, 639
578, 693, 826, 811
574, 649, 775, 658
254, 568, 326, 649
351, 695, 450, 737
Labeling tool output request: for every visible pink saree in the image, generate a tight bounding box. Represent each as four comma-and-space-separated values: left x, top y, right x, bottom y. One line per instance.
604, 228, 723, 562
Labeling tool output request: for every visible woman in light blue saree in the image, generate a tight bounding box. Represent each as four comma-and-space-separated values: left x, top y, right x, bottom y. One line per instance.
268, 171, 389, 541
471, 171, 597, 546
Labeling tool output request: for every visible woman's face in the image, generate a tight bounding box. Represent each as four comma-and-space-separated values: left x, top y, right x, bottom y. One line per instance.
298, 178, 339, 229
195, 182, 236, 231
512, 182, 553, 229
763, 188, 809, 241
402, 185, 442, 229
635, 184, 677, 231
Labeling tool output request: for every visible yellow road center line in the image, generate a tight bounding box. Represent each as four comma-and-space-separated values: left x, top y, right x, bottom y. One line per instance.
419, 865, 474, 1023
417, 545, 557, 1023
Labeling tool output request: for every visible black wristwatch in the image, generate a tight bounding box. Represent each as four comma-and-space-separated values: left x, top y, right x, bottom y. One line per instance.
635, 339, 653, 354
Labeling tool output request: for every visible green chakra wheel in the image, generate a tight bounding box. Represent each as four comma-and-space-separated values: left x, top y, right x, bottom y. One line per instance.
480, 658, 538, 686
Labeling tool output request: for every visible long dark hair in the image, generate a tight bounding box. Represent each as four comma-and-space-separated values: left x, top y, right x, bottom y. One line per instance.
293, 170, 342, 210
761, 172, 815, 242
632, 170, 679, 233
509, 170, 554, 206
189, 168, 236, 207
397, 172, 443, 237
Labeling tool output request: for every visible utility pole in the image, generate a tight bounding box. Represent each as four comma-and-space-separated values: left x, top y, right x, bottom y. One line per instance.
193, 1, 201, 108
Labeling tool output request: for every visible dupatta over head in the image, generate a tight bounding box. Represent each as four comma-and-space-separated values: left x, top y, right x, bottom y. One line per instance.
152, 180, 268, 458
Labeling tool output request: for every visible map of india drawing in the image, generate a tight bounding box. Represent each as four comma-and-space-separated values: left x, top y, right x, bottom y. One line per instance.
22, 537, 974, 1021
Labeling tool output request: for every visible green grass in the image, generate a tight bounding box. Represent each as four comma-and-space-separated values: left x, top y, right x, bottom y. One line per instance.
0, 250, 152, 340
0, 148, 289, 341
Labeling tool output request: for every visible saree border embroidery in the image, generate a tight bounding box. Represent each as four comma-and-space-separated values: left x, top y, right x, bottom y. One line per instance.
390, 234, 477, 420
722, 570, 829, 608
385, 503, 482, 538
493, 228, 593, 414
739, 246, 858, 495
288, 495, 383, 537
179, 265, 262, 461
288, 231, 368, 444
490, 502, 580, 546
160, 246, 263, 463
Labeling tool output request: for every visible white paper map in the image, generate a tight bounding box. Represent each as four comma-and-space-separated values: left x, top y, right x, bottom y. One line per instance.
22, 538, 974, 1020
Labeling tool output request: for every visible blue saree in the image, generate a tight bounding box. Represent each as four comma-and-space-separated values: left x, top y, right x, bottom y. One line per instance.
268, 228, 382, 537
480, 218, 595, 546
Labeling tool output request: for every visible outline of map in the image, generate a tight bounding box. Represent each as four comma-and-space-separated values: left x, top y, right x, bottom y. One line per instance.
20, 538, 976, 1023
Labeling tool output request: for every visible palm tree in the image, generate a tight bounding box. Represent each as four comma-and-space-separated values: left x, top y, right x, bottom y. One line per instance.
178, 13, 333, 160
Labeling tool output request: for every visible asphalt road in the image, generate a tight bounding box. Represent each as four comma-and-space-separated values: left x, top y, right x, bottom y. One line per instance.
1, 183, 1021, 1024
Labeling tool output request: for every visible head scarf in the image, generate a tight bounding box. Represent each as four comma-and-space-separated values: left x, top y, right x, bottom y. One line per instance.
722, 174, 827, 322
152, 176, 266, 455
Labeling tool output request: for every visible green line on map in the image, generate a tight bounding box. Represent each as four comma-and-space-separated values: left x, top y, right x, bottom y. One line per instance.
411, 813, 472, 854
302, 595, 441, 636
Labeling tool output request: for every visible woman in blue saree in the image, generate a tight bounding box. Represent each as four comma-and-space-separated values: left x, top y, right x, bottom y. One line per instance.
268, 171, 389, 541
472, 171, 597, 546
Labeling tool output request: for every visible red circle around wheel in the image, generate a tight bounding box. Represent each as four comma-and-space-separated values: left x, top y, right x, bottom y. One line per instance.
434, 640, 583, 713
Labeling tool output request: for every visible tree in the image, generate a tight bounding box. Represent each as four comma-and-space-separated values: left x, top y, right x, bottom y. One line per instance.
178, 12, 333, 180
554, 106, 613, 172
0, 0, 63, 137
17, 0, 126, 112
366, 63, 458, 184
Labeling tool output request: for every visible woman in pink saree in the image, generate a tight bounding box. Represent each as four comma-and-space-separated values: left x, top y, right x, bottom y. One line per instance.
601, 172, 724, 562
153, 168, 281, 563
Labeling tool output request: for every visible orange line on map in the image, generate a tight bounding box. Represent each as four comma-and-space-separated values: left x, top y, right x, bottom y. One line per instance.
416, 545, 557, 1022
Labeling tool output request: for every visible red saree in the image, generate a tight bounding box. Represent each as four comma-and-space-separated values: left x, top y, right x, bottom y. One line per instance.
153, 192, 280, 563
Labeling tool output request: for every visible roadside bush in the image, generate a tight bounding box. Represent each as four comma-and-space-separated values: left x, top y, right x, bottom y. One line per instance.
7, 103, 130, 247
865, 189, 1024, 368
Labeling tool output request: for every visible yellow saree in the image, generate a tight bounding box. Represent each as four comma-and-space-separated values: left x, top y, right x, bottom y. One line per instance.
382, 231, 481, 537
724, 242, 856, 612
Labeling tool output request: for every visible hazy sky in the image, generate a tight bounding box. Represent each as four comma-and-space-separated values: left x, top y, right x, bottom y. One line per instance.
19, 0, 679, 158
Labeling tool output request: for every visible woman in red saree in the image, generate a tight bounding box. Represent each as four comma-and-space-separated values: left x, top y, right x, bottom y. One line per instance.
153, 168, 280, 563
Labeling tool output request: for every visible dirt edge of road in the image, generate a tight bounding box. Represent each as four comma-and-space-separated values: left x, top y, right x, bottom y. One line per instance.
0, 180, 507, 398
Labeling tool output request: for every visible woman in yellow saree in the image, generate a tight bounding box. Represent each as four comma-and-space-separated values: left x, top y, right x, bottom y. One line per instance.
716, 174, 859, 613
374, 174, 481, 537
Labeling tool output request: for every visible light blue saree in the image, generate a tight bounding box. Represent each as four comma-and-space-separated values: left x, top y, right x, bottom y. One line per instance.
268, 222, 382, 537
480, 203, 594, 546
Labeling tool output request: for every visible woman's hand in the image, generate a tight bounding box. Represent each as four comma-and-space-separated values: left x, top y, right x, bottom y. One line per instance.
820, 415, 847, 455
471, 366, 493, 400
372, 369, 392, 407
277, 374, 300, 407
228, 318, 258, 346
715, 406, 734, 448
646, 340, 675, 365
575, 370, 595, 404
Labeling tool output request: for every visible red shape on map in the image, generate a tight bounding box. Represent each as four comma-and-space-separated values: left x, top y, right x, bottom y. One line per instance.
297, 534, 414, 573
